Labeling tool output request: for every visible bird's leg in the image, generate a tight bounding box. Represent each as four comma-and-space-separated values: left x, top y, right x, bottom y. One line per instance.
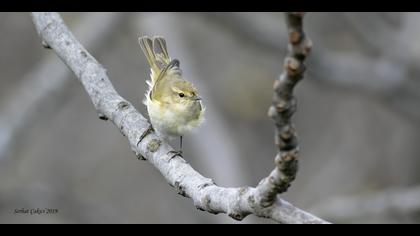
167, 136, 183, 161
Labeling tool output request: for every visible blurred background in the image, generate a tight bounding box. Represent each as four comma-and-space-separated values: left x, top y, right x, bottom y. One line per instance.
1, 12, 420, 224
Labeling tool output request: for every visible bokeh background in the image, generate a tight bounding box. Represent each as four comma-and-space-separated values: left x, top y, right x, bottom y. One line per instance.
1, 12, 420, 224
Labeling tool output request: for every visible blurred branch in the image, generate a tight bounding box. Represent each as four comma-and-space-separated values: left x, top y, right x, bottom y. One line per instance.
342, 12, 400, 57
205, 13, 405, 93
254, 12, 312, 207
341, 12, 420, 121
205, 12, 287, 53
309, 185, 420, 222
206, 13, 420, 122
31, 12, 328, 224
0, 13, 125, 162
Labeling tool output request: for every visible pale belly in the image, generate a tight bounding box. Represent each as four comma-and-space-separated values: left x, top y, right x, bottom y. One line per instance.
146, 100, 204, 138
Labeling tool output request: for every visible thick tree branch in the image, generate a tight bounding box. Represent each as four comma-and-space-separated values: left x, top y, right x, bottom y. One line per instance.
31, 12, 329, 224
255, 12, 312, 207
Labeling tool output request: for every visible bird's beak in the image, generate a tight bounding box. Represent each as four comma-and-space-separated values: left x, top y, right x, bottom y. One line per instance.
194, 97, 202, 101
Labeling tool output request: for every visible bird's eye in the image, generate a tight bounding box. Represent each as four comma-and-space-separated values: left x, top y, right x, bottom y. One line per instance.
179, 93, 185, 98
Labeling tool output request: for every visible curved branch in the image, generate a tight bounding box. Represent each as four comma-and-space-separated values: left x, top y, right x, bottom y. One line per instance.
31, 12, 329, 224
255, 12, 312, 207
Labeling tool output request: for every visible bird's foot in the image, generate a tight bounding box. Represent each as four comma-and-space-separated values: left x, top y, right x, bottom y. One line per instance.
137, 124, 155, 147
167, 150, 183, 161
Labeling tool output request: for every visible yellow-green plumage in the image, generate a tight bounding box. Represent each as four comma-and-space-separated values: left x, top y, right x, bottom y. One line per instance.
138, 36, 204, 140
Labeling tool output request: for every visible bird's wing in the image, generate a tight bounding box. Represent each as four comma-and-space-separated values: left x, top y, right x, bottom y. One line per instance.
151, 59, 182, 101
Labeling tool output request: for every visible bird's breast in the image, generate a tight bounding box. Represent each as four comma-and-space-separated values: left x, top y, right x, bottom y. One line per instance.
146, 100, 204, 137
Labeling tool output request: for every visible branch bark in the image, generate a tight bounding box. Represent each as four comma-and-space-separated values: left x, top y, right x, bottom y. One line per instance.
255, 12, 312, 207
31, 12, 329, 224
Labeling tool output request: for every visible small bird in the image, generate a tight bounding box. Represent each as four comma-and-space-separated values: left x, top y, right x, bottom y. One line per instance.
138, 36, 204, 157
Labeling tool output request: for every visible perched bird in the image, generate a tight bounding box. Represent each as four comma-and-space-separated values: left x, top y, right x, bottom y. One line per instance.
138, 36, 204, 157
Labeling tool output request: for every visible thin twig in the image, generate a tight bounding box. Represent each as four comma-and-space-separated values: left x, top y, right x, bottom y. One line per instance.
31, 12, 328, 224
254, 12, 312, 207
